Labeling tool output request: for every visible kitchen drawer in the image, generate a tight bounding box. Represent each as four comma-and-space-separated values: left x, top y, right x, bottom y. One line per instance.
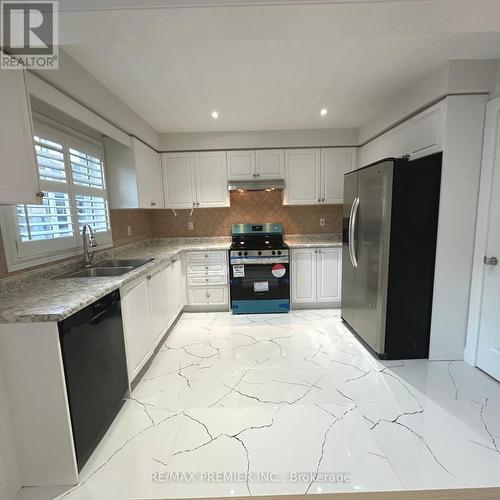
187, 262, 226, 274
188, 286, 228, 305
186, 250, 227, 263
187, 274, 227, 287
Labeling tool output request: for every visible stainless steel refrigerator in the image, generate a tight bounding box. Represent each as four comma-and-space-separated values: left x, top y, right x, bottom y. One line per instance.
341, 152, 442, 359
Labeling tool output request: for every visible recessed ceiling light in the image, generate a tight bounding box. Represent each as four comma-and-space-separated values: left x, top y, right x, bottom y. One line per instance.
211, 110, 219, 119
320, 108, 328, 116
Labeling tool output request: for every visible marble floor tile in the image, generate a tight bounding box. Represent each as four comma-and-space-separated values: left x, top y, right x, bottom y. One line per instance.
16, 309, 500, 500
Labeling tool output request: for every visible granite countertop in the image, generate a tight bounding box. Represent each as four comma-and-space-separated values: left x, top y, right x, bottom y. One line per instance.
0, 238, 230, 324
285, 234, 342, 248
0, 234, 341, 324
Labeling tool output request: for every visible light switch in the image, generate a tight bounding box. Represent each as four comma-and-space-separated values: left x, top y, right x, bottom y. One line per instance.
188, 221, 194, 230
319, 218, 325, 227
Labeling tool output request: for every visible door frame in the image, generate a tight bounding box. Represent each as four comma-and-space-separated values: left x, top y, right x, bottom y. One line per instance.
465, 96, 500, 366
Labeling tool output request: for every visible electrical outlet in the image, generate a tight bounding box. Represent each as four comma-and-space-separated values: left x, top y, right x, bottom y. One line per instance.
188, 221, 194, 230
319, 218, 325, 227
126, 225, 132, 236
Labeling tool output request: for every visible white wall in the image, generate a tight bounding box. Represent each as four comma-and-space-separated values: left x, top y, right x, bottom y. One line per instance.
490, 59, 500, 99
160, 127, 358, 151
359, 60, 496, 145
31, 50, 160, 150
428, 95, 487, 360
0, 362, 21, 500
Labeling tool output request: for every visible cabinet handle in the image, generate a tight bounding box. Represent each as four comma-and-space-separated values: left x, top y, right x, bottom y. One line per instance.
205, 266, 209, 270
171, 258, 176, 263
150, 202, 156, 207
256, 173, 260, 177
322, 198, 325, 202
204, 254, 208, 258
317, 198, 321, 202
192, 202, 196, 207
197, 202, 200, 207
36, 191, 45, 198
147, 275, 152, 280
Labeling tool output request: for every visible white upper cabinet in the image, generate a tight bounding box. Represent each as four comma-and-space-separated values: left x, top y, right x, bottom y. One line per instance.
321, 148, 357, 204
132, 138, 164, 209
284, 148, 355, 205
162, 152, 196, 209
284, 149, 321, 205
228, 149, 284, 181
0, 66, 40, 205
256, 149, 284, 179
105, 137, 163, 209
194, 151, 229, 207
227, 150, 256, 180
162, 151, 229, 209
359, 100, 446, 167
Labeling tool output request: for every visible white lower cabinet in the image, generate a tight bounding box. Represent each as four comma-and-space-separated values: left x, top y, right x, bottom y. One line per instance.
292, 247, 341, 306
121, 257, 184, 381
186, 250, 229, 310
188, 287, 228, 306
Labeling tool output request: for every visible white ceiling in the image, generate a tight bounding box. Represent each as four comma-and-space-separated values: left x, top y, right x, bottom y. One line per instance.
59, 0, 500, 133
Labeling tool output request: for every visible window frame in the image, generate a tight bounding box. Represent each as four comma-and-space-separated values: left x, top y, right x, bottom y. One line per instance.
0, 117, 113, 272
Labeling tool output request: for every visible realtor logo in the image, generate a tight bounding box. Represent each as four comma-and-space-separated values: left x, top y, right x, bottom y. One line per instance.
1, 1, 58, 69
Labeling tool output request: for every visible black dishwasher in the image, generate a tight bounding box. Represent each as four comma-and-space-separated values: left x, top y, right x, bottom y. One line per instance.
59, 289, 129, 471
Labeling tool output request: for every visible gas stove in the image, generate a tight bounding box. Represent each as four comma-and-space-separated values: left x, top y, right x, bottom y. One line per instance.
229, 223, 290, 314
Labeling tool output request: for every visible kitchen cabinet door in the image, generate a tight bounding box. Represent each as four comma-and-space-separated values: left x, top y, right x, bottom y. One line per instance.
194, 151, 230, 207
256, 150, 284, 179
321, 148, 357, 204
148, 267, 168, 345
0, 65, 40, 205
316, 248, 341, 303
283, 149, 321, 205
291, 248, 317, 303
227, 150, 255, 180
133, 138, 164, 209
173, 257, 185, 316
121, 278, 151, 380
188, 287, 228, 305
407, 101, 445, 159
162, 152, 196, 209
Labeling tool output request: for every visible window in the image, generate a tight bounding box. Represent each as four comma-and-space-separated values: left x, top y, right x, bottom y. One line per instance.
0, 120, 112, 270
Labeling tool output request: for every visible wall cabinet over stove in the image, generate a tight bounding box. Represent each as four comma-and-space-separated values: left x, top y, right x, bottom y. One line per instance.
291, 247, 341, 306
227, 149, 285, 181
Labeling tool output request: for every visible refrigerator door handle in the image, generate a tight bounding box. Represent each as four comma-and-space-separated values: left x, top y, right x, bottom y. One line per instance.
348, 198, 355, 267
350, 197, 360, 268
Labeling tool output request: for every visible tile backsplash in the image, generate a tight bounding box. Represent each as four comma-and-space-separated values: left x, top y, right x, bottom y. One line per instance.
0, 191, 342, 278
150, 191, 342, 238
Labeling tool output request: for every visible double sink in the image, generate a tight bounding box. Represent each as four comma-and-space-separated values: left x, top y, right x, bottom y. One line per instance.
56, 258, 154, 279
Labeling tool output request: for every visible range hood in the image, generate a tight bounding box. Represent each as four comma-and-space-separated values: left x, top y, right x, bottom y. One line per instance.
228, 179, 285, 192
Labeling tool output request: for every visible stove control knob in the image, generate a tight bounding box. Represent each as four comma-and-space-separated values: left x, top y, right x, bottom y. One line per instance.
244, 251, 248, 256
272, 250, 276, 255
238, 251, 243, 256
277, 250, 282, 255
258, 250, 262, 256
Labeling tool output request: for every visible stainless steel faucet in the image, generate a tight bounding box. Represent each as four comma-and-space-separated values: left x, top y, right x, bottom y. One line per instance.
82, 224, 97, 267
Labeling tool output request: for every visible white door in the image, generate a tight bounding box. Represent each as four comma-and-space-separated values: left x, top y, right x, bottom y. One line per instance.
227, 150, 255, 180
316, 248, 341, 302
162, 152, 196, 209
134, 138, 163, 209
321, 148, 357, 204
475, 98, 500, 381
256, 150, 284, 179
148, 268, 168, 345
292, 248, 317, 303
194, 151, 230, 207
121, 279, 151, 379
283, 149, 321, 205
0, 66, 40, 205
